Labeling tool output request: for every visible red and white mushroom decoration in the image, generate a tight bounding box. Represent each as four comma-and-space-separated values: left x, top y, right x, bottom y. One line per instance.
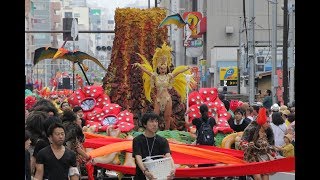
187, 87, 234, 134
67, 85, 135, 133
188, 91, 204, 107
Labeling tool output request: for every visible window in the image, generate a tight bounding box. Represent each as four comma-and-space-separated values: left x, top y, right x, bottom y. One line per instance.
256, 65, 265, 72
257, 56, 265, 64
33, 3, 47, 10
33, 18, 47, 24
34, 34, 46, 39
65, 12, 72, 18
74, 13, 80, 18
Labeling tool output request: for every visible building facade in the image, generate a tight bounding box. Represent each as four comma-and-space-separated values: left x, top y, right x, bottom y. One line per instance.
205, 0, 295, 104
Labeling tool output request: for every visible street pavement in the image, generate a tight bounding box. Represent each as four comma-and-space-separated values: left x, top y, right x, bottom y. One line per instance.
270, 172, 295, 180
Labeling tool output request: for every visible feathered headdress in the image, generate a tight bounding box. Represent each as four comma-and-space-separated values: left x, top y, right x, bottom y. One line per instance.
256, 107, 267, 126
152, 42, 172, 71
136, 42, 195, 102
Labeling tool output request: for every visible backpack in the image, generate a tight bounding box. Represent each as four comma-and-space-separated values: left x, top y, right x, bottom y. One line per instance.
196, 118, 215, 145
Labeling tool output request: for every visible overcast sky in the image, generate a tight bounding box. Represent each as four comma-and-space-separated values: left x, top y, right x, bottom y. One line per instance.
87, 0, 156, 19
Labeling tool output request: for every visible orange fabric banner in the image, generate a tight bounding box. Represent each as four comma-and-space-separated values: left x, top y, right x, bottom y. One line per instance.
87, 141, 245, 165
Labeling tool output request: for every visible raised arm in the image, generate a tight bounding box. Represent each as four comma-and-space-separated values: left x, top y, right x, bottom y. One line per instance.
172, 66, 190, 79
133, 63, 153, 77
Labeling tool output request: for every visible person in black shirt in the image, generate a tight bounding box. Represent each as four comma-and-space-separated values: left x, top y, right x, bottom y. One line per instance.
185, 104, 217, 145
33, 116, 62, 157
32, 116, 62, 177
228, 108, 251, 132
34, 122, 79, 180
132, 112, 175, 180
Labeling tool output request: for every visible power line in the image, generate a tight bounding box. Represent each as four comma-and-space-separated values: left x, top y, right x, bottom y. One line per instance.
25, 30, 115, 33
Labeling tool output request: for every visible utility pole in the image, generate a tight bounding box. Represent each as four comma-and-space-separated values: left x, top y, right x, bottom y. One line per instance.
202, 0, 209, 87
238, 17, 243, 94
288, 0, 295, 104
282, 0, 288, 105
271, 0, 278, 104
248, 0, 255, 104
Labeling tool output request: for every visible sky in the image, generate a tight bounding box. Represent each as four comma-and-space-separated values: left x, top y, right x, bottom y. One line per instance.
87, 0, 156, 18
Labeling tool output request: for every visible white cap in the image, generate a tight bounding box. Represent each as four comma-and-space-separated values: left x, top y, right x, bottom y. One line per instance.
271, 103, 280, 111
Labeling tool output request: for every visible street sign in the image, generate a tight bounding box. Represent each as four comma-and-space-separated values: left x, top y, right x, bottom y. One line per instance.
184, 38, 203, 47
219, 67, 238, 86
220, 80, 238, 86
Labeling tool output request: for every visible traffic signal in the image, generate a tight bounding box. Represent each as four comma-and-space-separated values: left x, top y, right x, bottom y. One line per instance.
96, 46, 112, 51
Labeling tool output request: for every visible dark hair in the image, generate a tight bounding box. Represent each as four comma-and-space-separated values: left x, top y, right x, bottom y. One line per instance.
199, 104, 209, 121
223, 86, 227, 91
31, 98, 59, 116
33, 105, 59, 116
60, 101, 70, 109
247, 121, 275, 145
61, 109, 77, 123
141, 112, 160, 126
44, 116, 62, 137
64, 122, 85, 143
73, 106, 83, 113
251, 105, 260, 113
234, 108, 245, 116
222, 99, 230, 111
47, 122, 65, 136
25, 130, 31, 142
218, 93, 225, 100
271, 112, 285, 126
25, 111, 48, 145
32, 98, 54, 108
266, 89, 272, 96
287, 113, 295, 123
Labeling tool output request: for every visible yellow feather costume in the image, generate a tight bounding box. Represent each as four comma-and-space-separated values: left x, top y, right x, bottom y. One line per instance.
136, 43, 195, 103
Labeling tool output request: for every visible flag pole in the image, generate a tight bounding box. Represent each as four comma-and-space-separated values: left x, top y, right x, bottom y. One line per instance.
71, 18, 78, 91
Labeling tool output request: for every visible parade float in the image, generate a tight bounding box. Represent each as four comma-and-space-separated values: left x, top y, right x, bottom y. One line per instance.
27, 7, 295, 179
79, 8, 294, 179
